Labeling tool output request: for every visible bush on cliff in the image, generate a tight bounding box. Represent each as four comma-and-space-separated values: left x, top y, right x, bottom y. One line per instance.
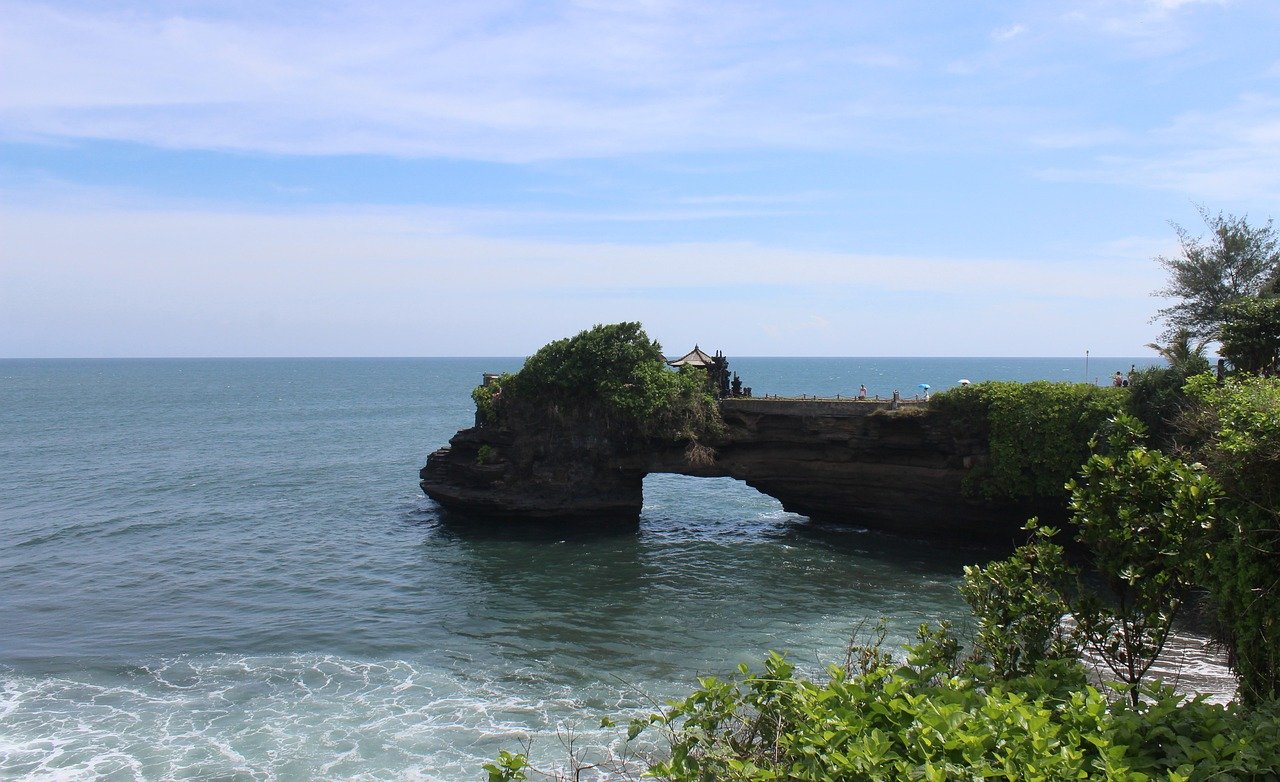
474, 322, 721, 445
929, 381, 1126, 504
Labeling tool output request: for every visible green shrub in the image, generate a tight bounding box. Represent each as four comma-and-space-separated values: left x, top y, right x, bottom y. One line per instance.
960, 521, 1075, 679
473, 323, 722, 445
472, 374, 513, 426
1067, 415, 1223, 707
1183, 374, 1280, 706
1220, 296, 1280, 374
1126, 366, 1211, 449
627, 649, 1277, 782
930, 381, 1126, 503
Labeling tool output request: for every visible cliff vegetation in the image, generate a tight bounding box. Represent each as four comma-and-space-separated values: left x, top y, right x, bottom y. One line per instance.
472, 322, 721, 447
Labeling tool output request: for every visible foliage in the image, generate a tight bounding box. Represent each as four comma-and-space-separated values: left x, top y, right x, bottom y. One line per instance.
483, 749, 529, 782
1219, 295, 1280, 375
472, 374, 513, 426
1067, 415, 1223, 707
474, 323, 722, 445
930, 381, 1126, 503
1183, 374, 1280, 706
625, 645, 1279, 782
1125, 365, 1211, 450
1153, 207, 1280, 341
960, 521, 1075, 679
1143, 329, 1212, 374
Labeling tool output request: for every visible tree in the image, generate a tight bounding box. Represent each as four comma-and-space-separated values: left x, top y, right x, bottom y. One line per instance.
488, 321, 721, 445
1143, 328, 1211, 374
1066, 415, 1222, 708
1219, 295, 1280, 375
1153, 208, 1280, 341
960, 521, 1075, 679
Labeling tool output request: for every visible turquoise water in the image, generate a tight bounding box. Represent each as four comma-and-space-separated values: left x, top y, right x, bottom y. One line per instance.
0, 356, 1158, 780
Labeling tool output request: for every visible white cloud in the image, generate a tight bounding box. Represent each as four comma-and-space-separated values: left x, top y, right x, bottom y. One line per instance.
0, 0, 909, 160
0, 200, 1165, 356
1035, 94, 1280, 205
1057, 0, 1230, 56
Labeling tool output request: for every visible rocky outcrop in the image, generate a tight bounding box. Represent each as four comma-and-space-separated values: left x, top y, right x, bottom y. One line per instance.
420, 397, 1033, 539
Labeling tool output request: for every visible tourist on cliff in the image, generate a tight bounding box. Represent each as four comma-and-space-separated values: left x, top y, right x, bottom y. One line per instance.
858, 384, 867, 400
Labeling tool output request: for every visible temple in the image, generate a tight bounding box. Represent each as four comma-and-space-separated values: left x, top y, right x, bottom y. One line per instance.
668, 345, 748, 398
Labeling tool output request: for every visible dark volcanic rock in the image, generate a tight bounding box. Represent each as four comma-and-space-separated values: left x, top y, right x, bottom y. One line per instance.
420, 401, 646, 521
420, 397, 1032, 539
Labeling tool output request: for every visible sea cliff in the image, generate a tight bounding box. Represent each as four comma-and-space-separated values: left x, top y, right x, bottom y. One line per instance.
421, 397, 1036, 539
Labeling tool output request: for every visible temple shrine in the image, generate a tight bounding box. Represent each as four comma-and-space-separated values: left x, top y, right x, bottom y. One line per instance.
668, 345, 749, 398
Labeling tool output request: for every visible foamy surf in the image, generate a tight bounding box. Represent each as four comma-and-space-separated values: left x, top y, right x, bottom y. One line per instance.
0, 654, 654, 781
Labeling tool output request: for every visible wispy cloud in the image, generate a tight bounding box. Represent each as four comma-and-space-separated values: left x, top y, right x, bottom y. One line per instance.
1036, 94, 1280, 205
1057, 0, 1232, 56
4, 0, 1261, 163
1, 0, 900, 159
991, 23, 1028, 42
0, 199, 1166, 356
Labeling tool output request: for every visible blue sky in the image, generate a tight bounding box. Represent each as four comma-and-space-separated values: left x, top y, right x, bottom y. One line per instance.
3, 0, 1279, 357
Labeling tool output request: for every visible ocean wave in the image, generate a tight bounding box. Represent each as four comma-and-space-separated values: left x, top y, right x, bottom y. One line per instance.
0, 654, 651, 782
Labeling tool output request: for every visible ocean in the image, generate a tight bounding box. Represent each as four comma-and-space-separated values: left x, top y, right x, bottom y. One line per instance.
1, 356, 1168, 780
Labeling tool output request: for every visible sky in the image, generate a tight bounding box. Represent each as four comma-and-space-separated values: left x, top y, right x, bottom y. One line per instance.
3, 0, 1280, 357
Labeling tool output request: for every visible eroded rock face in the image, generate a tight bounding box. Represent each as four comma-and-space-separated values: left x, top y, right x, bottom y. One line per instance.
420, 400, 647, 521
420, 398, 1031, 539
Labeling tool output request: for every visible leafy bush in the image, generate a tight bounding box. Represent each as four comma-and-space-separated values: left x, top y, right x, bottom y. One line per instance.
472, 374, 513, 426
1126, 366, 1211, 449
930, 381, 1126, 503
1219, 296, 1280, 374
960, 521, 1075, 679
1182, 374, 1280, 706
1067, 415, 1223, 707
625, 647, 1277, 782
474, 323, 721, 445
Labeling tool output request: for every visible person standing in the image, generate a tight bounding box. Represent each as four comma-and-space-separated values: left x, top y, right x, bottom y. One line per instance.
857, 384, 867, 400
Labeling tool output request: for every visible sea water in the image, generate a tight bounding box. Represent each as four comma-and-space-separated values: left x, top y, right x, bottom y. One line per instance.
1, 356, 1183, 780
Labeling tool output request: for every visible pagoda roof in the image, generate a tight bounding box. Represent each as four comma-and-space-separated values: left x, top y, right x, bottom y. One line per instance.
668, 345, 716, 367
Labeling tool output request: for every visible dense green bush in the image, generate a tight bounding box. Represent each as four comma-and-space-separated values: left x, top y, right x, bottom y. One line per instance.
486, 644, 1279, 782
1126, 366, 1211, 449
1067, 416, 1222, 707
930, 381, 1126, 503
472, 322, 721, 444
960, 522, 1075, 680
1219, 296, 1280, 374
1182, 374, 1280, 706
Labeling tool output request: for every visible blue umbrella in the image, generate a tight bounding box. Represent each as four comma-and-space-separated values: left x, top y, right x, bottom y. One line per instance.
918, 383, 930, 390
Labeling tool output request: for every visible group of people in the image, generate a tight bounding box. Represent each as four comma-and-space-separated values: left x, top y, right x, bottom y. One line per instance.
1112, 364, 1138, 387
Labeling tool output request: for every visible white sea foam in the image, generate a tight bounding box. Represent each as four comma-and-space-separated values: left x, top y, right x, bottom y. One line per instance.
0, 655, 654, 782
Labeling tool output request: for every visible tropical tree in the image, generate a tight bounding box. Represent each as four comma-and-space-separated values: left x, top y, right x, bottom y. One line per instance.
1143, 328, 1211, 373
1153, 208, 1280, 341
1219, 295, 1280, 375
